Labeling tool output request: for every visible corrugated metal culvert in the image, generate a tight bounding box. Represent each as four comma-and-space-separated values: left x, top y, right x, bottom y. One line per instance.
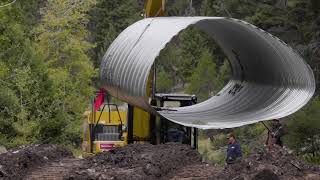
100, 17, 315, 129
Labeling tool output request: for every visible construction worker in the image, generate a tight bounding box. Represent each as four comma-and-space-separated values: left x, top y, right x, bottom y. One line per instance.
266, 119, 285, 147
226, 133, 242, 164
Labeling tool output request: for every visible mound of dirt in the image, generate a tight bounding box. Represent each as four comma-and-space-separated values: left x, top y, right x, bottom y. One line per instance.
66, 143, 202, 180
66, 144, 320, 180
0, 144, 72, 180
2, 143, 317, 180
212, 146, 320, 180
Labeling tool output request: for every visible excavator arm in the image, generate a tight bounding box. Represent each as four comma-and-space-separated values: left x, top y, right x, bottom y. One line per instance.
145, 0, 165, 17
145, 0, 166, 98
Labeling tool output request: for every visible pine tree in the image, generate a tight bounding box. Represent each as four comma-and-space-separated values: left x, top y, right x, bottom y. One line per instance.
186, 48, 219, 102
33, 0, 96, 145
89, 0, 143, 67
0, 1, 47, 147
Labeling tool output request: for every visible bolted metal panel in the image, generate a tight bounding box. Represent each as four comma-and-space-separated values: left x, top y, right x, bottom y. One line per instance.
100, 17, 315, 129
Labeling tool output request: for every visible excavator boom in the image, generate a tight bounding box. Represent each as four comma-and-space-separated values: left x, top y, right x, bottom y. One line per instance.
145, 0, 165, 17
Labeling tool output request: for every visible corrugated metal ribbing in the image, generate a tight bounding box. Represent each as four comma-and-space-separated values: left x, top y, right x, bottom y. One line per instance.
100, 17, 315, 129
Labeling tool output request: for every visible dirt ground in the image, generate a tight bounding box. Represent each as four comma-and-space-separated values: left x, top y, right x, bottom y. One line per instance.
66, 143, 207, 180
211, 145, 320, 180
65, 144, 320, 180
0, 144, 73, 180
0, 143, 319, 180
25, 158, 82, 180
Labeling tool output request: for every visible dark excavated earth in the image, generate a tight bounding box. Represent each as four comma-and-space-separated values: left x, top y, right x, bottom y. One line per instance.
0, 143, 319, 180
0, 144, 72, 180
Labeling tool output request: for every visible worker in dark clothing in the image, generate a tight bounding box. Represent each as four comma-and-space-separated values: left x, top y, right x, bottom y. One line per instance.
271, 119, 285, 146
226, 133, 242, 164
266, 119, 285, 148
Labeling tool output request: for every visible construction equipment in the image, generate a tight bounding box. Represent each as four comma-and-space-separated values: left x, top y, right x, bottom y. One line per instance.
155, 94, 198, 146
82, 0, 198, 155
82, 92, 198, 155
82, 102, 127, 155
84, 0, 315, 153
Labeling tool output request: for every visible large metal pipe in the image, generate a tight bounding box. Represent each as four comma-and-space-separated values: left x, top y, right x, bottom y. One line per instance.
100, 17, 315, 129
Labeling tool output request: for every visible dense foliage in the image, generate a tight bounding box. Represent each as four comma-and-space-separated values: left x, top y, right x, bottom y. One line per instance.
0, 0, 319, 163
0, 0, 95, 148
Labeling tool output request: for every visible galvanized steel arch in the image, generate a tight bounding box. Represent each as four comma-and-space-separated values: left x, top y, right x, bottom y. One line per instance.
100, 17, 315, 129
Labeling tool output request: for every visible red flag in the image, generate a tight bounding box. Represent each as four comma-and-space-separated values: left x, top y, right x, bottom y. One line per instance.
94, 88, 105, 110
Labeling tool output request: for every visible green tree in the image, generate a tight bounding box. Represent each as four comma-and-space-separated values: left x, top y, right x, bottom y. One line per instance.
33, 0, 96, 146
88, 0, 143, 67
186, 49, 218, 101
156, 42, 182, 92
178, 28, 213, 86
156, 71, 174, 93
0, 1, 39, 147
285, 99, 320, 163
217, 60, 231, 91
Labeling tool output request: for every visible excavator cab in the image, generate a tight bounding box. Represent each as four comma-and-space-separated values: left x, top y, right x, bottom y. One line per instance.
83, 93, 199, 156
126, 94, 199, 149
154, 93, 198, 149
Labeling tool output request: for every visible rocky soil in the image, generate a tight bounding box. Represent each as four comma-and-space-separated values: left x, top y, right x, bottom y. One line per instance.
212, 146, 320, 180
0, 143, 319, 180
0, 144, 72, 180
66, 144, 320, 180
66, 143, 204, 180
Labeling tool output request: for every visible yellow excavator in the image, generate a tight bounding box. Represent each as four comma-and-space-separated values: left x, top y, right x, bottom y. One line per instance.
82, 0, 198, 156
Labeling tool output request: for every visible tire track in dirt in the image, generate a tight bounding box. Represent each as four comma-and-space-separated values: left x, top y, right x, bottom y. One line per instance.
0, 144, 72, 180
169, 164, 223, 180
24, 158, 82, 180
